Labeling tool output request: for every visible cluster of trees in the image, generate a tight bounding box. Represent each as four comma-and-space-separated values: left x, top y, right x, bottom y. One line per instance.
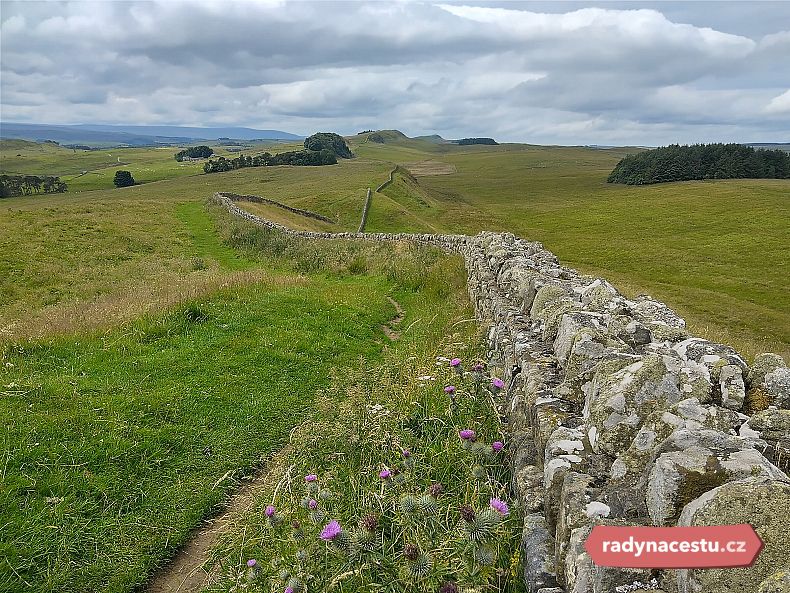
203, 149, 339, 173
303, 132, 353, 158
455, 137, 498, 145
113, 170, 135, 188
202, 132, 351, 174
0, 174, 67, 198
608, 143, 790, 185
174, 145, 213, 161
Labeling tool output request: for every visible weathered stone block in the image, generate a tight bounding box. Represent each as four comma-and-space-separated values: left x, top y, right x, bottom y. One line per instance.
765, 367, 790, 408
748, 353, 786, 387
719, 364, 746, 410
522, 512, 558, 593
647, 445, 786, 526
585, 354, 710, 457
676, 477, 790, 593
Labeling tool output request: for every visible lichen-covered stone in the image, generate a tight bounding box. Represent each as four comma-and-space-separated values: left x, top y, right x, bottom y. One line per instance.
647, 444, 786, 526
630, 295, 686, 329
764, 367, 790, 408
757, 569, 790, 593
719, 364, 746, 410
554, 312, 607, 365
676, 477, 790, 593
538, 298, 580, 342
555, 472, 593, 583
608, 314, 654, 349
748, 353, 786, 387
531, 284, 571, 318
673, 337, 748, 378
585, 354, 711, 457
748, 408, 790, 470
522, 513, 558, 592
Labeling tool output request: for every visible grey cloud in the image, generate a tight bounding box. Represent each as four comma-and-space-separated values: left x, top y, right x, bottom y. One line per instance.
1, 1, 788, 144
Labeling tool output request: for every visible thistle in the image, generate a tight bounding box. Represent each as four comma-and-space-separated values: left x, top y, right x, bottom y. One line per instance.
351, 528, 377, 552
416, 494, 438, 516
295, 549, 309, 563
460, 507, 500, 542
399, 493, 419, 515
471, 464, 487, 480
410, 552, 433, 578
359, 513, 379, 532
278, 568, 291, 582
318, 489, 333, 502
439, 582, 459, 593
473, 545, 496, 566
285, 577, 304, 593
427, 483, 444, 498
320, 520, 350, 553
291, 520, 305, 541
246, 558, 258, 581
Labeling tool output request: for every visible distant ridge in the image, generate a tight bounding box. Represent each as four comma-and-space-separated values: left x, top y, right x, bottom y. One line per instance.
0, 122, 302, 147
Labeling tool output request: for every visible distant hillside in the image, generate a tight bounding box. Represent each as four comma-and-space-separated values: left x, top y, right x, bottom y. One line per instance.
364, 130, 408, 143
0, 122, 301, 148
413, 134, 449, 144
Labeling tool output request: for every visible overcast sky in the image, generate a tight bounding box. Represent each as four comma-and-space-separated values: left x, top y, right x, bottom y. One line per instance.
2, 1, 789, 145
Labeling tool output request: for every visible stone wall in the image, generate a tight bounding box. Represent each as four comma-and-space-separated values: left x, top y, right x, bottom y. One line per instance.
216, 192, 790, 593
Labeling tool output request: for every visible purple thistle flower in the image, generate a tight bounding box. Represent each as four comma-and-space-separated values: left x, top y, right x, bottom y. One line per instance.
490, 498, 509, 516
492, 377, 505, 390
459, 429, 476, 441
402, 449, 411, 458
264, 505, 275, 517
305, 474, 318, 482
379, 469, 392, 479
247, 558, 257, 568
472, 363, 484, 372
450, 358, 461, 367
444, 385, 456, 395
492, 441, 504, 452
320, 520, 342, 541
308, 499, 318, 510
285, 588, 294, 593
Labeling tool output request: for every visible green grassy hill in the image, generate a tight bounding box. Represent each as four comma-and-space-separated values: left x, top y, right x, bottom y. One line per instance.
1, 129, 788, 591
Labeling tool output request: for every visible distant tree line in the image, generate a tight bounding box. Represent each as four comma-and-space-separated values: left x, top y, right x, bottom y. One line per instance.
608, 143, 790, 185
455, 137, 498, 145
203, 150, 338, 173
202, 133, 351, 174
0, 174, 67, 198
175, 145, 214, 161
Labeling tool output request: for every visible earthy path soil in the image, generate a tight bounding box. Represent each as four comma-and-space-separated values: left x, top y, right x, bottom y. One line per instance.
148, 298, 405, 590
381, 296, 405, 340
146, 452, 288, 593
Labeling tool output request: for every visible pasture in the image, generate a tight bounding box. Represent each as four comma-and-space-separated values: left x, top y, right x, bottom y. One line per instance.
1, 131, 787, 591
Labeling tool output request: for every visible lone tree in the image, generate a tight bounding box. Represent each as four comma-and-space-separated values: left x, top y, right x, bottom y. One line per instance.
113, 170, 135, 188
303, 132, 353, 158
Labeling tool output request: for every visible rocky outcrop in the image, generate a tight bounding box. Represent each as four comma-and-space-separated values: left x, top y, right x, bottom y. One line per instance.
216, 193, 790, 592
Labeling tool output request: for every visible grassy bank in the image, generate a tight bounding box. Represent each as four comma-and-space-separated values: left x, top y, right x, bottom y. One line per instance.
0, 208, 471, 591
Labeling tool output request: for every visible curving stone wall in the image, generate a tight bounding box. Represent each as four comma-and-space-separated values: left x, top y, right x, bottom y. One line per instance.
215, 192, 790, 593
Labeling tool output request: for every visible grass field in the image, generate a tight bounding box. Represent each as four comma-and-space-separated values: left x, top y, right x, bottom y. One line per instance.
0, 131, 787, 591
0, 139, 304, 193
0, 193, 470, 591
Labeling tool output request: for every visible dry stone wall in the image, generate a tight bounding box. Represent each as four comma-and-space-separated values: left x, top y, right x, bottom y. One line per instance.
216, 192, 790, 593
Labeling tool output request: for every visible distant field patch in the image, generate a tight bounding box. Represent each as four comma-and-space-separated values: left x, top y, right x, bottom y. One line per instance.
405, 159, 457, 176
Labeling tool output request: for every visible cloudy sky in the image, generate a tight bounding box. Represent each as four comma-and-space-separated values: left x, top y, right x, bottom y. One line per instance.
2, 1, 789, 145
